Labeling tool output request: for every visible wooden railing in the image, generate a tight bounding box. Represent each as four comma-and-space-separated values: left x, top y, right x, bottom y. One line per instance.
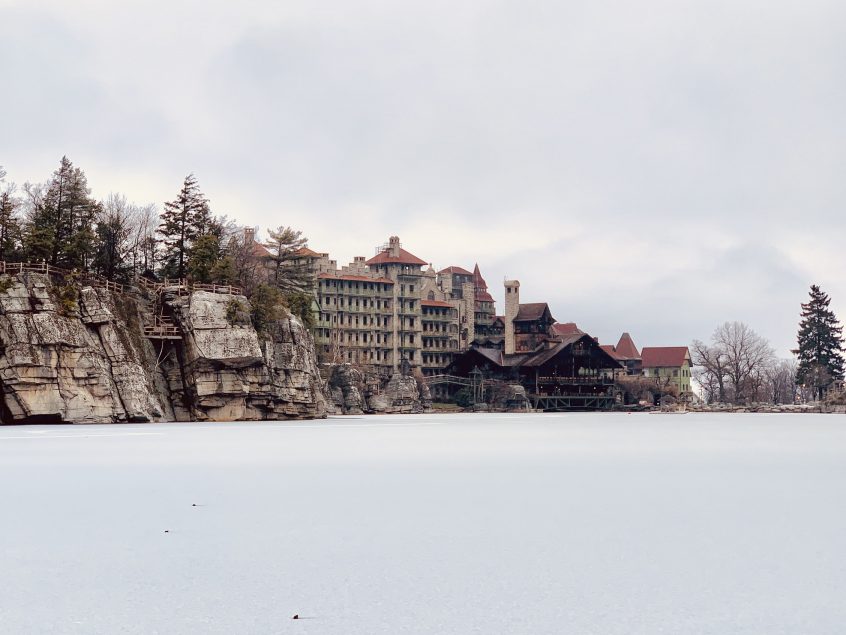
143, 315, 182, 340
137, 276, 242, 296
537, 376, 616, 385
0, 261, 125, 294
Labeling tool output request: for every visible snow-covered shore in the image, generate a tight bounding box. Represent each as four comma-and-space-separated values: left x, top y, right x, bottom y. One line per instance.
2, 413, 844, 634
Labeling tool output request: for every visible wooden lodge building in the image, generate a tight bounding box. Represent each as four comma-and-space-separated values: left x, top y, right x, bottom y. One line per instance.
446, 279, 623, 410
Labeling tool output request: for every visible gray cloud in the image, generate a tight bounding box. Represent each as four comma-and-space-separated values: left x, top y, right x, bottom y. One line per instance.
2, 0, 845, 355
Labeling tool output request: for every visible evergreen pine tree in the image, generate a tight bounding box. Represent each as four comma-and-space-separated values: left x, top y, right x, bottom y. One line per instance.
158, 174, 211, 279
263, 225, 310, 292
23, 157, 98, 269
795, 284, 845, 399
0, 189, 22, 262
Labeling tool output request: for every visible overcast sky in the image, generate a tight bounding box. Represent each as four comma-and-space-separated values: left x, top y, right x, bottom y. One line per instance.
2, 0, 845, 355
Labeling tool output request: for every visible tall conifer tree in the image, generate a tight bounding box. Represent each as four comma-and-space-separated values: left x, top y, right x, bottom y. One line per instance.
263, 225, 309, 291
24, 157, 98, 269
795, 285, 845, 399
158, 174, 211, 279
0, 189, 22, 261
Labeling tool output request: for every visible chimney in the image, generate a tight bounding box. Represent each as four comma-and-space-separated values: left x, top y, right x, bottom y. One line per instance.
389, 236, 401, 258
244, 227, 255, 244
504, 280, 520, 355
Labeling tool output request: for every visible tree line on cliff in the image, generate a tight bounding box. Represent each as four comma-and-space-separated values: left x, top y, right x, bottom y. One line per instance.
0, 158, 314, 327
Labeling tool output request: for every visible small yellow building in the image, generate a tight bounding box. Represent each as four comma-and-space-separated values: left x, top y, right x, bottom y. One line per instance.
640, 347, 693, 395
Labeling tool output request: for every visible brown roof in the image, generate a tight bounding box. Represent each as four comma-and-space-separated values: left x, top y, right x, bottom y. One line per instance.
422, 300, 453, 308
615, 332, 640, 359
475, 291, 494, 302
600, 344, 624, 360
641, 347, 691, 368
366, 247, 428, 267
514, 303, 554, 322
552, 322, 584, 337
293, 247, 323, 258
464, 334, 622, 369
251, 242, 272, 257
439, 266, 473, 276
473, 263, 488, 289
317, 272, 394, 284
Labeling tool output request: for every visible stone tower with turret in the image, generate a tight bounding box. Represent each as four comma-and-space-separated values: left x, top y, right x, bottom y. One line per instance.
504, 280, 520, 355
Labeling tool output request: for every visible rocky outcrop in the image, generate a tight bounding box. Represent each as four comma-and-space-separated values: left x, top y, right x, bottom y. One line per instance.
0, 274, 168, 423
326, 364, 432, 414
164, 290, 326, 421
0, 273, 325, 424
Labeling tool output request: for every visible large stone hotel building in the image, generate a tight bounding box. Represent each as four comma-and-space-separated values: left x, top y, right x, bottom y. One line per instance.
297, 236, 498, 376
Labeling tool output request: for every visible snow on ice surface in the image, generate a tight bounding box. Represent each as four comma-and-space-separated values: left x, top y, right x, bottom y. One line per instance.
1, 414, 846, 635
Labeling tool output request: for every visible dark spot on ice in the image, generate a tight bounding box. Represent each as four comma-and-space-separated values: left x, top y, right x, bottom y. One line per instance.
292, 614, 299, 620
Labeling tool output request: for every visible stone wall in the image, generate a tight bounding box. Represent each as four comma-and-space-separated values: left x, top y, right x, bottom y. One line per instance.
0, 274, 325, 424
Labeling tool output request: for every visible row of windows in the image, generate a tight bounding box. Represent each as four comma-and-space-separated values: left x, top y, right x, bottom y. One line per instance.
422, 339, 458, 350
422, 353, 452, 365
320, 279, 392, 292
646, 368, 691, 378
318, 296, 391, 310
321, 347, 416, 363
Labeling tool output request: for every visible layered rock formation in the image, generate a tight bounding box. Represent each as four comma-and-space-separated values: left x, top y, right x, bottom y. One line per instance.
0, 273, 325, 424
326, 364, 432, 415
161, 290, 326, 421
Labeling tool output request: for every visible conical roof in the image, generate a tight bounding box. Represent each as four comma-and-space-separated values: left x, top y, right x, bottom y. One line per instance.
615, 332, 640, 359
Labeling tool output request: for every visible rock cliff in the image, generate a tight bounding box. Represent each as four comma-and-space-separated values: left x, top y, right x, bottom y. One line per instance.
0, 272, 325, 423
326, 364, 432, 415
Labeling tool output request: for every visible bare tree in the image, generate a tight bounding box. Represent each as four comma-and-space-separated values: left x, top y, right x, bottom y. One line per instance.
764, 358, 797, 404
691, 338, 728, 403
693, 322, 775, 404
127, 203, 159, 276
713, 322, 775, 403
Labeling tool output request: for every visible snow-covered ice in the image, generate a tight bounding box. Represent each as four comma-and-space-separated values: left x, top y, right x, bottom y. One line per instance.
1, 413, 845, 634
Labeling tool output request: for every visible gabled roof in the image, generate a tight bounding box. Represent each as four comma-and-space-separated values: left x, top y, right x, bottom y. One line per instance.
439, 265, 473, 276
615, 332, 640, 359
514, 302, 554, 322
600, 344, 624, 361
251, 242, 272, 257
641, 347, 691, 368
462, 334, 622, 370
366, 247, 428, 267
317, 272, 394, 284
552, 322, 584, 337
293, 247, 324, 258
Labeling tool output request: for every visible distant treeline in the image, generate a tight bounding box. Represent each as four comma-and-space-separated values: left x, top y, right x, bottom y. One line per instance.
0, 158, 314, 326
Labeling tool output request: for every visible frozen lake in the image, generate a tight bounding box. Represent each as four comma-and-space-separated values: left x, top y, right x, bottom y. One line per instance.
1, 413, 845, 634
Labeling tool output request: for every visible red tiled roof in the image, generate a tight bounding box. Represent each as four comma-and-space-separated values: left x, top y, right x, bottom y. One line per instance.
514, 303, 553, 322
366, 247, 428, 267
317, 272, 394, 284
422, 300, 453, 308
293, 247, 323, 258
439, 266, 473, 276
600, 344, 624, 360
475, 291, 494, 302
552, 322, 583, 336
615, 332, 640, 359
641, 347, 691, 368
251, 242, 272, 257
